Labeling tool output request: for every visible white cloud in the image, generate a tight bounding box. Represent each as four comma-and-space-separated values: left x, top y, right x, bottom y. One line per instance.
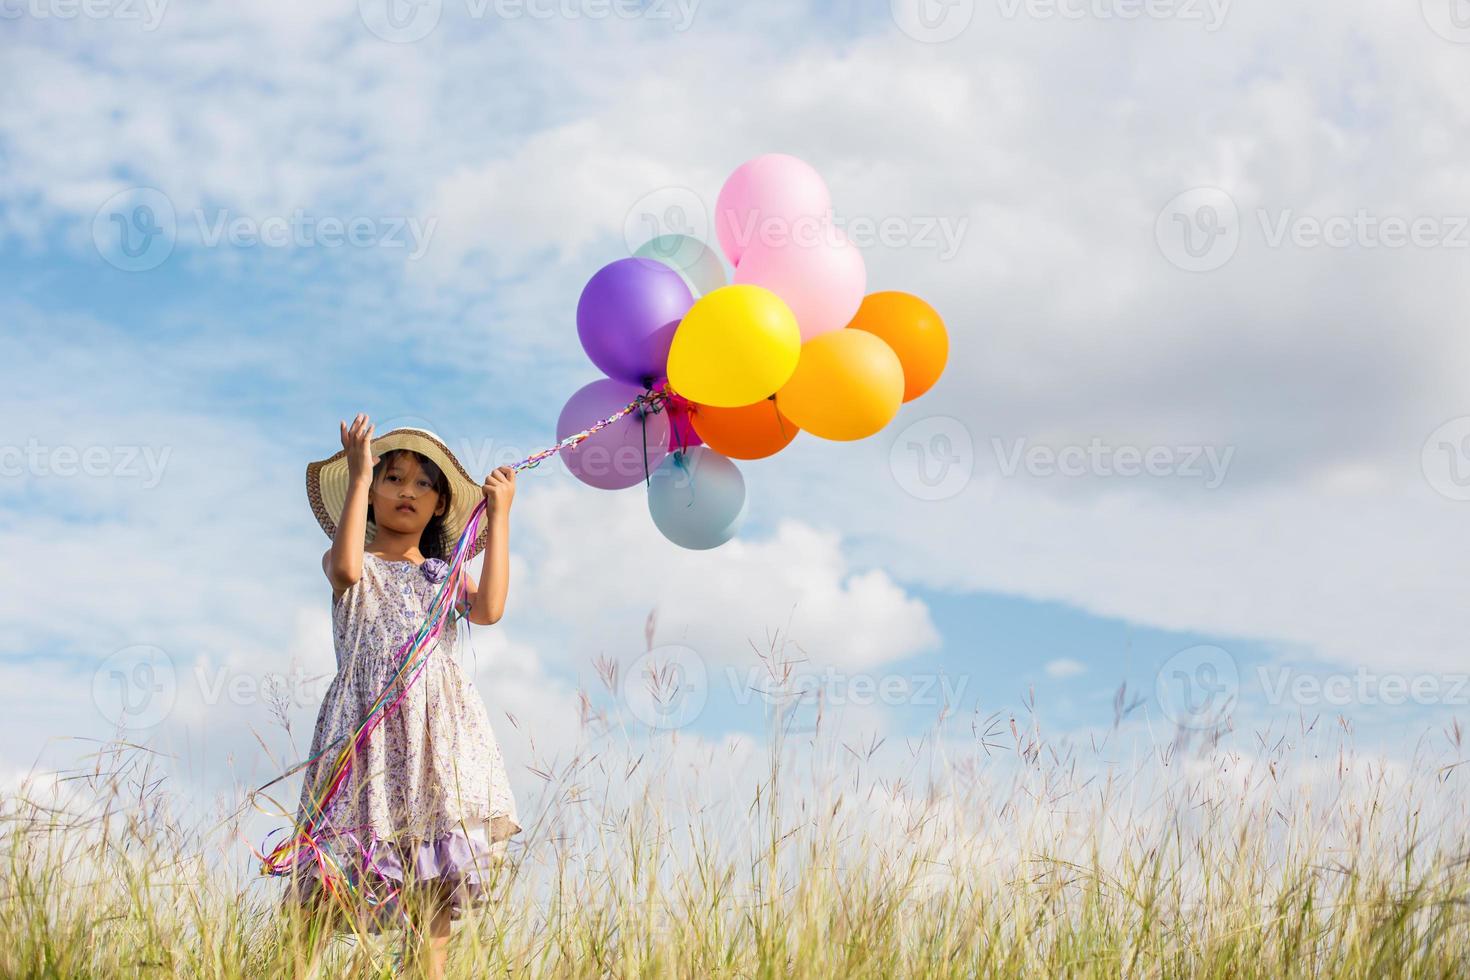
1045, 658, 1087, 679
504, 477, 941, 671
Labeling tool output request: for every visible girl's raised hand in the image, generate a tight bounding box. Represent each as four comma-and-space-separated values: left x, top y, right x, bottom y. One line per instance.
342, 414, 379, 484
482, 465, 516, 516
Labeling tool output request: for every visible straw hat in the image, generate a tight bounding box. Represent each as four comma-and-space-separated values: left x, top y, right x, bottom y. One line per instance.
306, 428, 490, 562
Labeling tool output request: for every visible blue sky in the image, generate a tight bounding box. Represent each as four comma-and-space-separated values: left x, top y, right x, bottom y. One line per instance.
3, 0, 1469, 844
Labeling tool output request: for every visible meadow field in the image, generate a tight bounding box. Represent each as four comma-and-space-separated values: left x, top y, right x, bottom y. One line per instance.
2, 635, 1466, 979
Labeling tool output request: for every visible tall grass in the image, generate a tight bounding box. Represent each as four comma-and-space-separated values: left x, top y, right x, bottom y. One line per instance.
1, 629, 1466, 978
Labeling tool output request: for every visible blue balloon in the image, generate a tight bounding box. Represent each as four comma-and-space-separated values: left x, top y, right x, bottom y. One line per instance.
647, 446, 747, 550
633, 234, 729, 298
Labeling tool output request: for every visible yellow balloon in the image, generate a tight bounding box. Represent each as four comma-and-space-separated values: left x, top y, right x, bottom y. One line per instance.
667, 285, 801, 408
776, 330, 904, 441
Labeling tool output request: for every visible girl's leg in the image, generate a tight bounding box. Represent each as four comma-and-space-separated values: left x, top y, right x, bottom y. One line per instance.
402, 880, 454, 980
284, 880, 342, 980
425, 884, 454, 979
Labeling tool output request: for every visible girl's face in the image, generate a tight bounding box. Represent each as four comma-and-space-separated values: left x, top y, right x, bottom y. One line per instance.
370, 452, 447, 536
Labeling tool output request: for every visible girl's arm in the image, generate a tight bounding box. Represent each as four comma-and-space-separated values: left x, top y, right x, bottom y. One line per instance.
325, 414, 378, 598
465, 466, 514, 626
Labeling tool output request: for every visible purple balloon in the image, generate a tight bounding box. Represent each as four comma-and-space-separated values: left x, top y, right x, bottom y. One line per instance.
577, 258, 694, 387
557, 378, 672, 490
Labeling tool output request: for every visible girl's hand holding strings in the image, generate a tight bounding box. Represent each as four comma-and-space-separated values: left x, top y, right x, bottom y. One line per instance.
342, 413, 379, 486
482, 465, 515, 517
467, 466, 515, 626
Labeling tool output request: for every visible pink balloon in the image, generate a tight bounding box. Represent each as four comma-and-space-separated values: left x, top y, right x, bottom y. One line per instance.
733, 228, 867, 342
715, 154, 832, 268
666, 404, 704, 452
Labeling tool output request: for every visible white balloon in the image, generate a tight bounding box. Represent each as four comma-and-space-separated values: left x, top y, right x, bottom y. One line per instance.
646, 446, 747, 550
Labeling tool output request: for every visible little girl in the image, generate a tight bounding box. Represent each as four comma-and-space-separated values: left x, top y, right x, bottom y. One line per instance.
287, 414, 522, 978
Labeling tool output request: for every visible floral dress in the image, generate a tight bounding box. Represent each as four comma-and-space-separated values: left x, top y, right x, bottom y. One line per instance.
283, 552, 521, 933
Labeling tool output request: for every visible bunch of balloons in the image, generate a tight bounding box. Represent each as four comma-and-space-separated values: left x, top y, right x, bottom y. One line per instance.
558, 153, 948, 550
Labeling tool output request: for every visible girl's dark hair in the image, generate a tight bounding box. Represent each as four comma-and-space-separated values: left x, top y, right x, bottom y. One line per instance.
365, 449, 453, 561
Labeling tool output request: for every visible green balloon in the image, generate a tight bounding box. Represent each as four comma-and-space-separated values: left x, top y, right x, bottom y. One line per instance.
633, 234, 728, 298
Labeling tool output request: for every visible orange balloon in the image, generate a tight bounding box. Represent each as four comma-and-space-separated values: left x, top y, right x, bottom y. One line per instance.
844, 291, 948, 402
775, 330, 904, 441
690, 397, 799, 460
